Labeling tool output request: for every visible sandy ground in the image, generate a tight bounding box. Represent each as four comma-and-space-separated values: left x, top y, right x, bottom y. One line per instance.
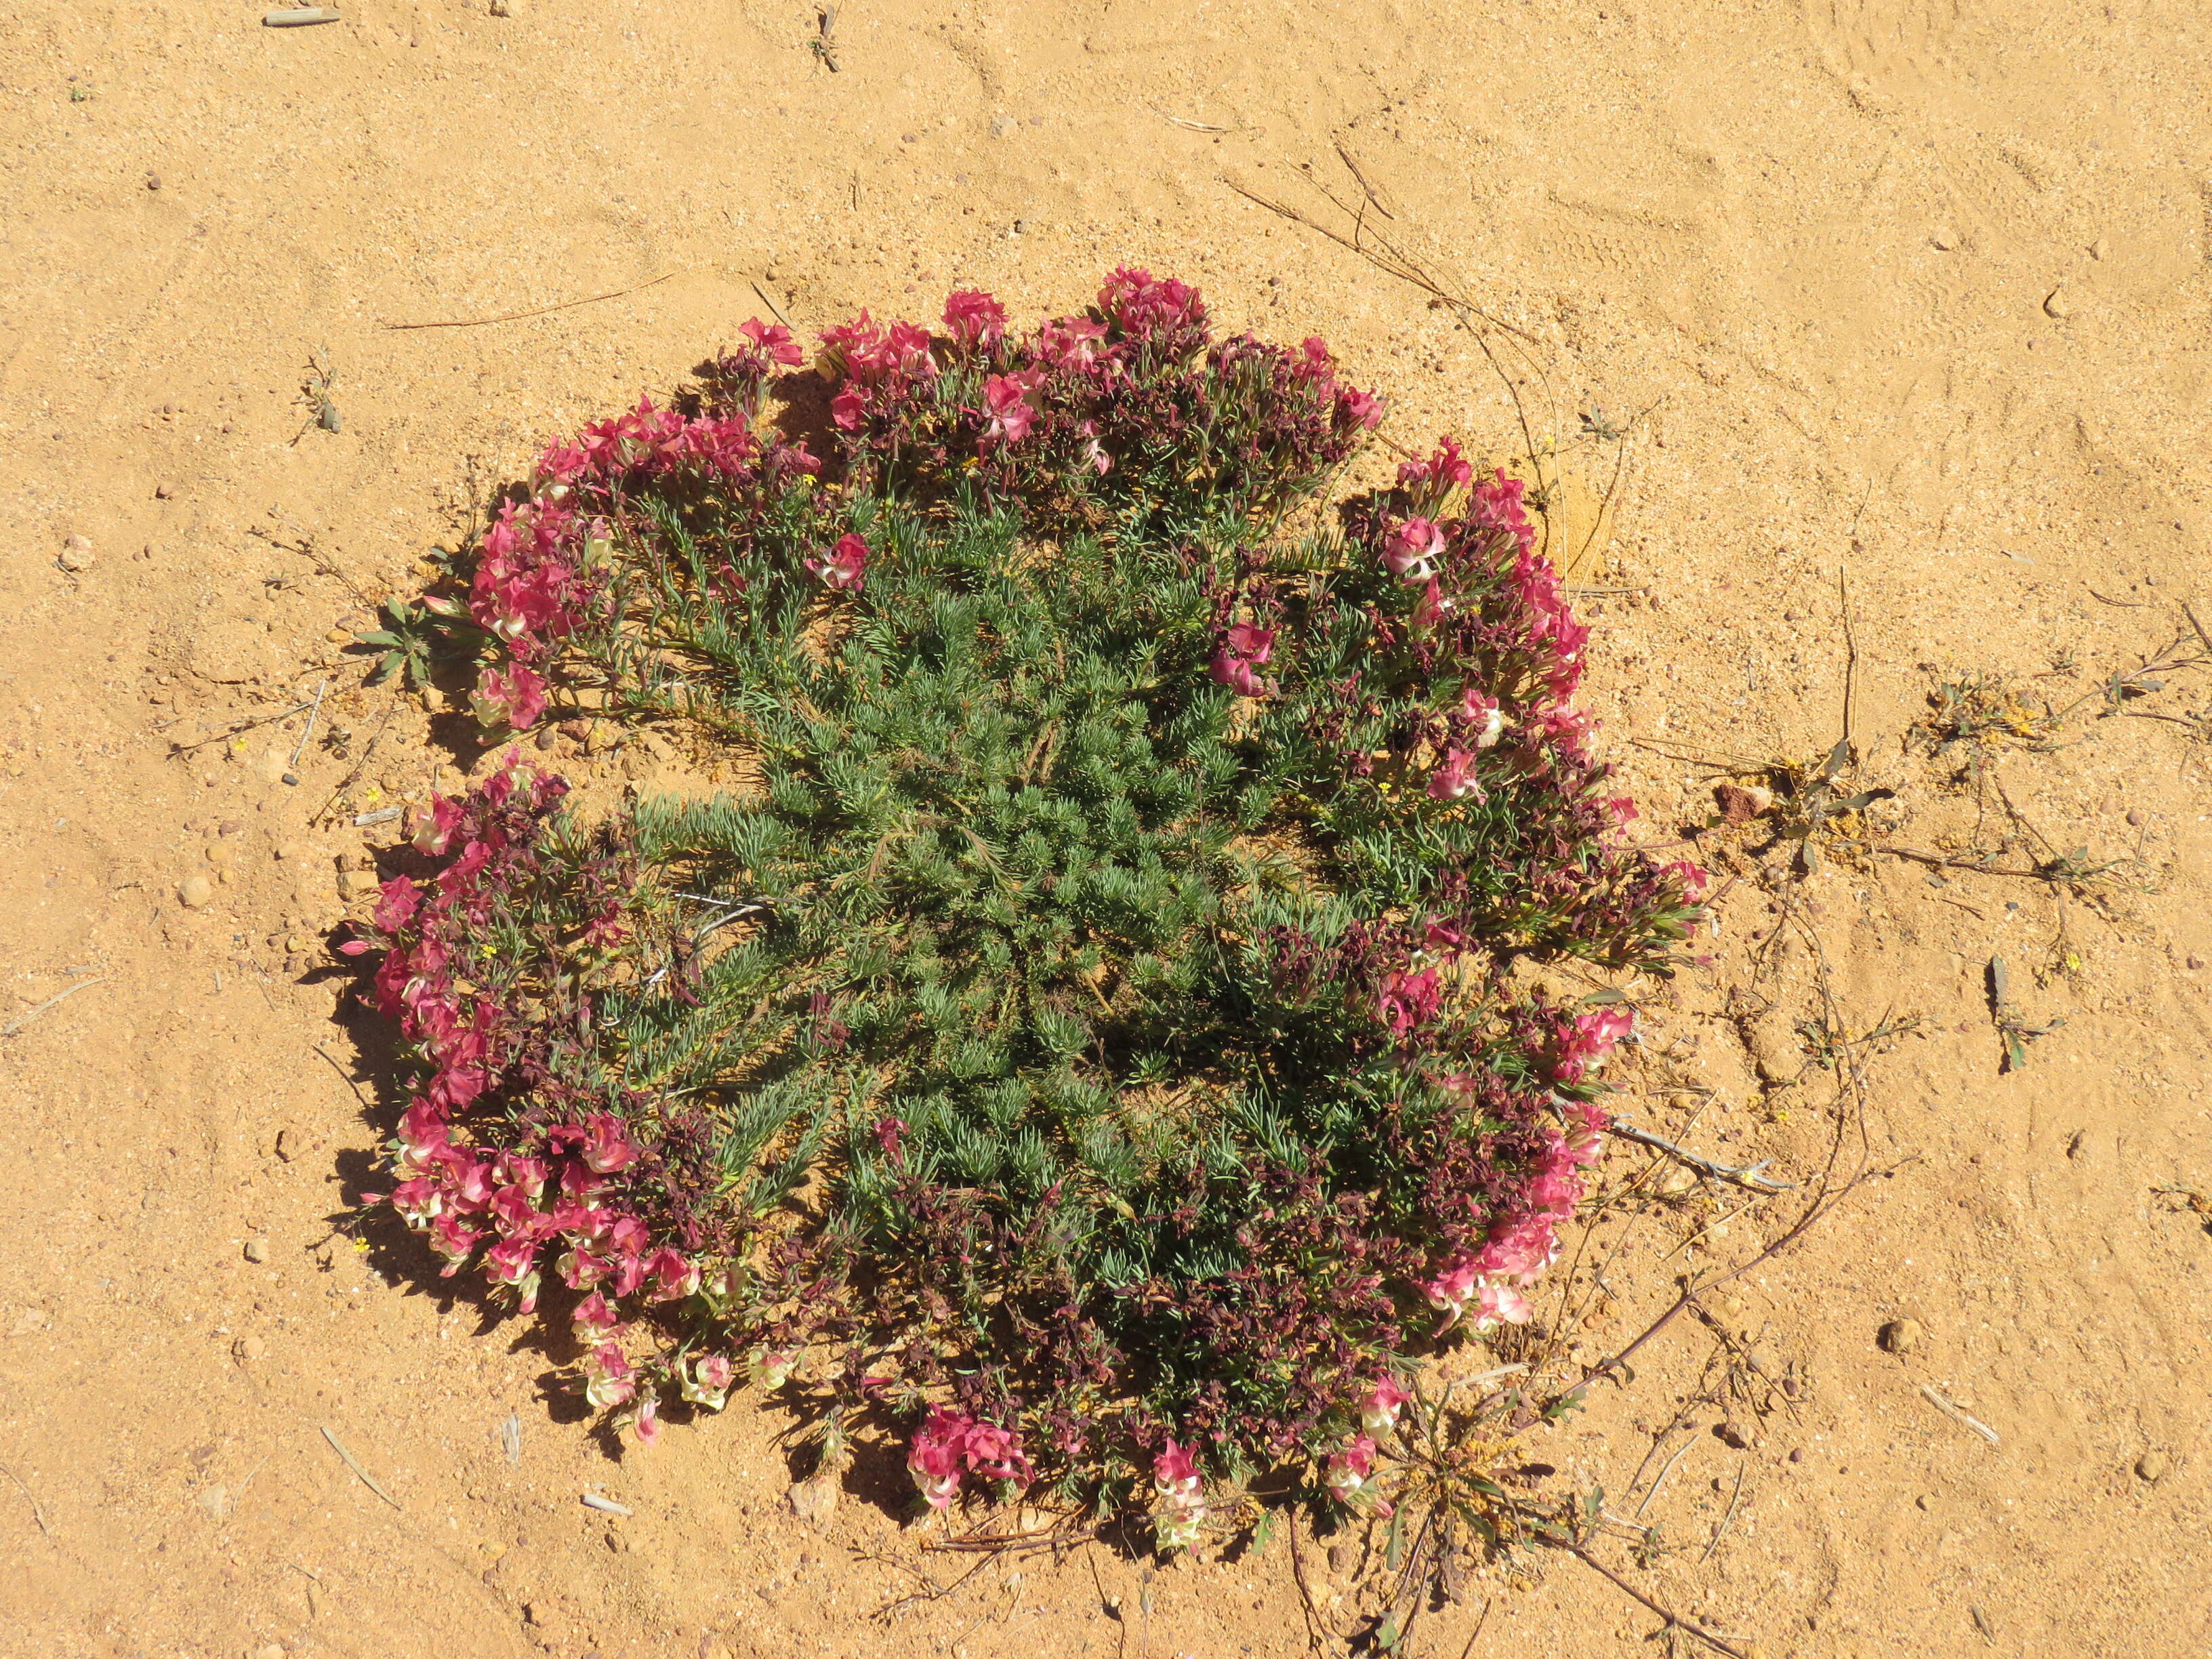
3, 3, 2210, 1656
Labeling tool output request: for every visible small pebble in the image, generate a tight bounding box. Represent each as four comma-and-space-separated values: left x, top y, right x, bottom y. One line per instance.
1930, 226, 1959, 250
2126, 808, 2145, 826
1878, 1317, 1924, 1355
2188, 956, 2205, 971
2089, 237, 2108, 260
253, 1645, 286, 1659
1715, 1420, 1752, 1449
58, 534, 95, 572
337, 869, 378, 899
155, 479, 179, 499
489, 0, 512, 12
146, 171, 161, 190
2136, 1450, 2169, 1482
2043, 287, 2072, 319
234, 1334, 266, 1361
243, 1238, 270, 1263
178, 874, 213, 909
1788, 1447, 1805, 1464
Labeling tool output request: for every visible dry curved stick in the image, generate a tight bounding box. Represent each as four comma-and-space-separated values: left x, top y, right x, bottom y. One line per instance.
1568, 1544, 1747, 1658
1605, 1117, 1797, 1192
382, 270, 677, 331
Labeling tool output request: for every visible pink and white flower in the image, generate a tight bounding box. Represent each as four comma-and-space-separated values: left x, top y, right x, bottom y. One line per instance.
805, 532, 869, 592
1382, 517, 1445, 585
1152, 1437, 1208, 1551
583, 1342, 636, 1410
1361, 1376, 1412, 1436
680, 1353, 735, 1412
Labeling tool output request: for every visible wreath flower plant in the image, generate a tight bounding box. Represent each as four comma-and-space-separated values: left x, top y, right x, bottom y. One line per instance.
346, 270, 1706, 1544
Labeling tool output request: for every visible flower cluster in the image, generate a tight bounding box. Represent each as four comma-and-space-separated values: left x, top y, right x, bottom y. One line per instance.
905, 1408, 1036, 1511
817, 268, 1380, 518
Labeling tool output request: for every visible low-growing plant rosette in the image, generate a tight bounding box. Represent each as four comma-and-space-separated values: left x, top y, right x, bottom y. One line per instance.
345, 269, 1704, 1543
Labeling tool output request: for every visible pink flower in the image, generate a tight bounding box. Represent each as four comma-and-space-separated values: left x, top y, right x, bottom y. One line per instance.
1336, 384, 1384, 429
1033, 316, 1110, 369
981, 371, 1042, 446
907, 1408, 968, 1511
1076, 417, 1111, 475
943, 289, 1008, 349
428, 1213, 483, 1275
1208, 622, 1275, 697
631, 1391, 661, 1446
373, 876, 420, 934
411, 795, 464, 856
574, 1114, 638, 1176
830, 385, 868, 430
470, 662, 548, 732
1382, 517, 1445, 585
1397, 437, 1473, 511
1325, 1435, 1378, 1506
495, 1152, 550, 1199
390, 1177, 443, 1231
583, 1342, 636, 1410
1153, 1438, 1202, 1503
483, 1235, 537, 1287
1427, 747, 1479, 801
642, 1246, 701, 1302
750, 1347, 800, 1391
1153, 1437, 1208, 1550
1362, 1377, 1412, 1435
804, 531, 869, 592
681, 1353, 735, 1412
572, 1291, 621, 1345
738, 316, 804, 367
1458, 687, 1506, 747
1555, 1006, 1634, 1082
1664, 859, 1711, 901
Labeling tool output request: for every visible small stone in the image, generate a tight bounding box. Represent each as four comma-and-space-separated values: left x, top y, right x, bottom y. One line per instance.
1748, 1016, 1801, 1084
1715, 1293, 1746, 1320
1715, 1420, 1752, 1449
325, 628, 353, 644
1930, 226, 1959, 250
2188, 956, 2205, 971
2043, 287, 2071, 319
253, 1641, 285, 1659
1915, 1492, 1936, 1510
274, 1127, 295, 1160
2135, 1449, 2169, 1482
178, 874, 213, 909
337, 869, 379, 900
243, 1238, 270, 1263
1666, 1090, 1700, 1112
146, 171, 161, 190
1788, 1446, 1805, 1463
58, 534, 94, 571
1656, 1164, 1699, 1197
205, 840, 239, 867
2126, 808, 2145, 826
1326, 1542, 1351, 1574
1878, 1317, 1924, 1355
1713, 782, 1772, 823
155, 479, 180, 499
275, 842, 304, 861
197, 1484, 230, 1519
990, 114, 1016, 137
2089, 237, 2108, 260
285, 934, 310, 956
234, 1334, 266, 1361
787, 1473, 838, 1526
489, 0, 512, 12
